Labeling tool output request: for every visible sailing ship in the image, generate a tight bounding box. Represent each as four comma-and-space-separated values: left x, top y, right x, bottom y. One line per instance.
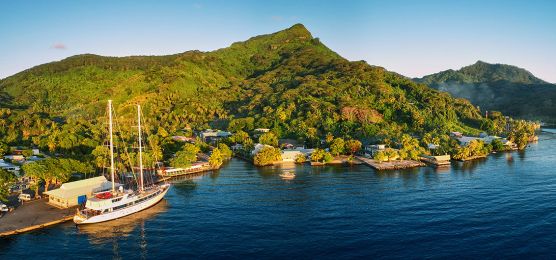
74, 100, 170, 224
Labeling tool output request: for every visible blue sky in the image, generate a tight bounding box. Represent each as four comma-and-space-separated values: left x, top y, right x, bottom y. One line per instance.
1, 0, 555, 82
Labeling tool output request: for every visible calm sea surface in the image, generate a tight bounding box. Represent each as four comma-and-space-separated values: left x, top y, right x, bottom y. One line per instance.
2, 132, 556, 259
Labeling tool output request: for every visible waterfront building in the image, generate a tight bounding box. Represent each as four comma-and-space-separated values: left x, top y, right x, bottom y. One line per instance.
157, 162, 211, 177
281, 150, 304, 162
280, 147, 314, 162
421, 154, 451, 166
365, 144, 386, 156
44, 176, 120, 209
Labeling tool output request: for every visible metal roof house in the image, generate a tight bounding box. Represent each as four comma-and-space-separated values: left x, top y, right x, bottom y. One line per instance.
199, 129, 232, 142
0, 159, 20, 174
44, 176, 121, 209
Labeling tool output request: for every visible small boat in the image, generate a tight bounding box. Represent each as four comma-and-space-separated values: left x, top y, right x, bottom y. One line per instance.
74, 101, 170, 224
279, 171, 296, 180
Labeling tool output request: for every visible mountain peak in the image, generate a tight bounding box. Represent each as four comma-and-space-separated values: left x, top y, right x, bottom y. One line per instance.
287, 23, 310, 33
278, 23, 313, 39
418, 61, 546, 85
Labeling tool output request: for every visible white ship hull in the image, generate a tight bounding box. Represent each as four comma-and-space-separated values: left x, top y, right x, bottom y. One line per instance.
74, 184, 170, 224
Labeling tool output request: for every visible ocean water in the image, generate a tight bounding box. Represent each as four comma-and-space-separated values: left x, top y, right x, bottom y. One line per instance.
2, 132, 556, 259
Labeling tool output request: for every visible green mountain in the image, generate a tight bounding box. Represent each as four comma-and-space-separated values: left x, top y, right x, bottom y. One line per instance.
415, 61, 556, 119
0, 24, 490, 156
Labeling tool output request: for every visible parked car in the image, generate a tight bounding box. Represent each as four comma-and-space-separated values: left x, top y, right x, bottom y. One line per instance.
18, 193, 32, 202
0, 203, 8, 212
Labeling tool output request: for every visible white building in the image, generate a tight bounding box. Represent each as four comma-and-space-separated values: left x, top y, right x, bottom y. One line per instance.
456, 135, 514, 147
251, 143, 273, 155
254, 128, 270, 133
44, 176, 121, 209
281, 150, 304, 162
280, 147, 314, 162
365, 144, 386, 156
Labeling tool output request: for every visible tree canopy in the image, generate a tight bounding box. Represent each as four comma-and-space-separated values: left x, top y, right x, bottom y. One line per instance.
170, 143, 200, 168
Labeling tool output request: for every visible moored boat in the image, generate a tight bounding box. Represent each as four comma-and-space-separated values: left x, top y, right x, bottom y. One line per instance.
74, 101, 170, 224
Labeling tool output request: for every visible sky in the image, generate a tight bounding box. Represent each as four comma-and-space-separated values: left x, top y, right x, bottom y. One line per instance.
1, 0, 555, 82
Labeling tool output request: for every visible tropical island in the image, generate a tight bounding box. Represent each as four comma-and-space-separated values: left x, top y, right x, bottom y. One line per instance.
415, 61, 556, 121
0, 24, 540, 205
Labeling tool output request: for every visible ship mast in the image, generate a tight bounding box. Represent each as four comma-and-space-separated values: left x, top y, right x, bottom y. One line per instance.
108, 100, 116, 192
137, 104, 144, 191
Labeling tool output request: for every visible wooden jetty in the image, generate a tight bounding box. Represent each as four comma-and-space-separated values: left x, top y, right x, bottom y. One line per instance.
158, 162, 214, 178
355, 156, 425, 170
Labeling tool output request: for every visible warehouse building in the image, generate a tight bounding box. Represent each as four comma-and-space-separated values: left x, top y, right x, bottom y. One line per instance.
44, 176, 120, 208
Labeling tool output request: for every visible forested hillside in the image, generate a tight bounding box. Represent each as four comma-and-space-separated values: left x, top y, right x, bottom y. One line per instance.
415, 61, 556, 119
0, 24, 495, 163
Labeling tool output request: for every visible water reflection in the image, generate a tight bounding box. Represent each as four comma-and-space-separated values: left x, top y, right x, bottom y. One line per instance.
256, 163, 300, 179
518, 150, 527, 161
505, 153, 514, 165
451, 157, 488, 173
433, 165, 451, 174
171, 179, 198, 198
77, 199, 168, 244
374, 168, 421, 188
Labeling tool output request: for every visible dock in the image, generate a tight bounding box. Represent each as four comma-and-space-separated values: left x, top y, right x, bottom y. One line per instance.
356, 156, 425, 170
157, 162, 214, 178
0, 198, 76, 237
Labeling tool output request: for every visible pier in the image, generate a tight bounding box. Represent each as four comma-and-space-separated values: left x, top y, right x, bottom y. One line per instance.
157, 162, 214, 178
0, 199, 76, 237
356, 156, 425, 170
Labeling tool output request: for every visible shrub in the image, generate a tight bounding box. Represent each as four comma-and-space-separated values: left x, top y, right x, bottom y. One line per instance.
254, 146, 282, 166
